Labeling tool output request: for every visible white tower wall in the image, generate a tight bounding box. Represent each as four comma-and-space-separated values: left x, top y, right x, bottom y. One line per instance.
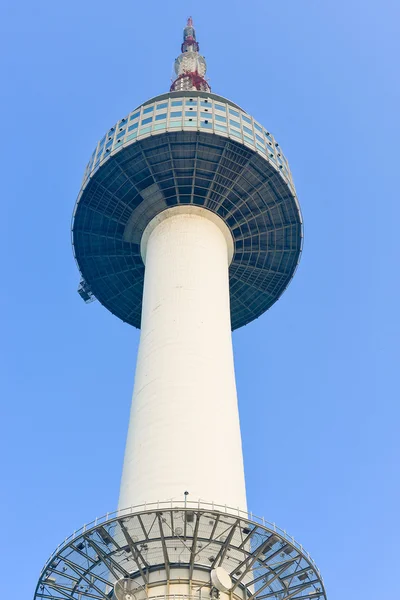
118, 206, 247, 512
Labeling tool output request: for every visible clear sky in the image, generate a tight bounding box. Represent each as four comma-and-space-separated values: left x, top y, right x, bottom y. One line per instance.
1, 0, 399, 598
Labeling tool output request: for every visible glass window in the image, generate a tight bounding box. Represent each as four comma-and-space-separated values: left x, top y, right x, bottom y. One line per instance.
154, 123, 167, 131
214, 103, 225, 112
184, 120, 197, 127
265, 131, 273, 141
244, 134, 254, 145
141, 117, 152, 125
230, 129, 241, 138
185, 111, 197, 117
242, 115, 251, 125
156, 102, 168, 110
143, 106, 154, 114
170, 120, 182, 127
170, 111, 182, 118
139, 126, 151, 135
117, 130, 125, 139
215, 115, 226, 123
229, 108, 240, 118
130, 111, 140, 121
229, 119, 240, 129
200, 111, 211, 118
256, 144, 266, 154
201, 121, 212, 128
256, 134, 264, 144
171, 100, 183, 107
254, 122, 262, 133
155, 113, 167, 121
200, 100, 210, 107
215, 124, 227, 132
127, 132, 137, 142
128, 123, 138, 131
243, 125, 253, 136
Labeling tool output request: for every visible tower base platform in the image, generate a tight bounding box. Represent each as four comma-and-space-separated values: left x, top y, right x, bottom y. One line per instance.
34, 502, 326, 600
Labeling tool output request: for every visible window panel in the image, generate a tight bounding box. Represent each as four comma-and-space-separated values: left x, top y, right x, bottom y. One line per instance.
229, 119, 240, 129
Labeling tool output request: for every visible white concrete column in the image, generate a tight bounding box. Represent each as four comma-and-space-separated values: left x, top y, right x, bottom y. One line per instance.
118, 206, 247, 512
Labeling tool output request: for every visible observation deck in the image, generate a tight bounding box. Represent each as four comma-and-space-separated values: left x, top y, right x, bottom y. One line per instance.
72, 91, 303, 330
34, 502, 326, 600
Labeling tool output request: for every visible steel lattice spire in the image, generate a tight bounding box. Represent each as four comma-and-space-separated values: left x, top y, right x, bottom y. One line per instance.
171, 17, 210, 92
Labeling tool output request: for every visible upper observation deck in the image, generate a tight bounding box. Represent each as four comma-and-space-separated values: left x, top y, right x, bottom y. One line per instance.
72, 91, 303, 330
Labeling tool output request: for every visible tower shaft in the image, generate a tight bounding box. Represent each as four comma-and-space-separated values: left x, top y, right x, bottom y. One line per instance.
118, 207, 247, 511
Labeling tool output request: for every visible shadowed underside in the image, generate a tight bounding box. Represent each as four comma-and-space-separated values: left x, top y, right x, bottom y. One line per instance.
73, 130, 302, 330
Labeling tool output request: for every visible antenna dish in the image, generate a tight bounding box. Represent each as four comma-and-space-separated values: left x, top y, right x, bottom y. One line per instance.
211, 567, 232, 592
113, 578, 138, 600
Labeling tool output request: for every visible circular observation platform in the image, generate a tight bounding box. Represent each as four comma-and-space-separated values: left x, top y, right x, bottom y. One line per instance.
72, 91, 303, 330
34, 502, 326, 600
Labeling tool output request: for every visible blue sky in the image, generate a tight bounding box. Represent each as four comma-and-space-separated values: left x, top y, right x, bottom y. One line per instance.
1, 0, 399, 598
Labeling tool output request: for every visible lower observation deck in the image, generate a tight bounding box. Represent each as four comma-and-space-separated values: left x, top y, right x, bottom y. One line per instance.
35, 502, 326, 600
72, 92, 303, 330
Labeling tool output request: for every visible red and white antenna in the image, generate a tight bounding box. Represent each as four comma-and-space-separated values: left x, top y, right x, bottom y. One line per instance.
170, 17, 211, 92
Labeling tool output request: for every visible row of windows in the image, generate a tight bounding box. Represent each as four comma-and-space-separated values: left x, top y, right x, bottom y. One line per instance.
111, 102, 277, 149
88, 97, 291, 182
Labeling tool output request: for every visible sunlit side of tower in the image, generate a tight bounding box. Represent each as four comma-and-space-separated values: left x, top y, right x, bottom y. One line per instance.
34, 19, 327, 600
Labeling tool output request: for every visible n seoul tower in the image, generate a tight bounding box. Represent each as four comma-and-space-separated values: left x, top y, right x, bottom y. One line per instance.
34, 19, 327, 600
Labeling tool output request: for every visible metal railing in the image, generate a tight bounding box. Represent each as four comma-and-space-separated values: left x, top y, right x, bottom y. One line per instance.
41, 500, 322, 579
